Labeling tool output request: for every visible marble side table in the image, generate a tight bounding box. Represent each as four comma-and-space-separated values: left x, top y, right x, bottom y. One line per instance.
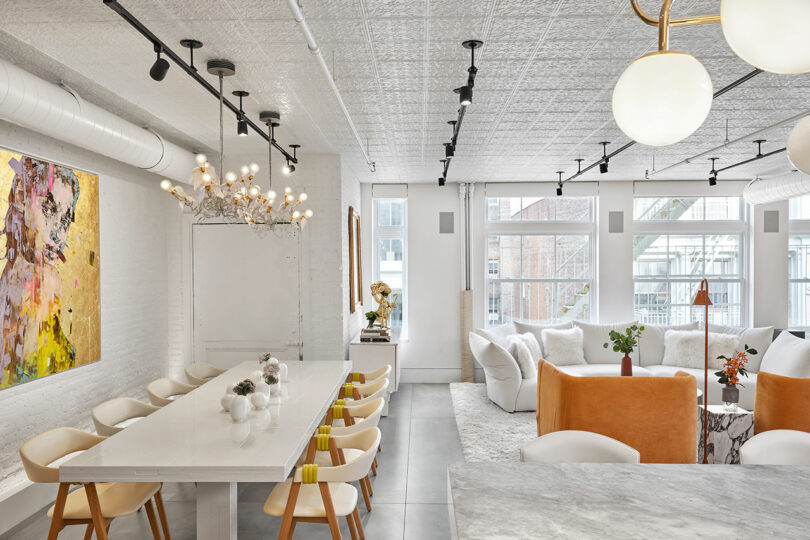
697, 404, 754, 464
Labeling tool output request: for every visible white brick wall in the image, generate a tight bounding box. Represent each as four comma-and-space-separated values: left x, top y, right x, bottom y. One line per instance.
341, 159, 363, 355
0, 121, 182, 504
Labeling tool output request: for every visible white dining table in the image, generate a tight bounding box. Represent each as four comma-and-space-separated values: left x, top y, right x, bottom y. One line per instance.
60, 360, 351, 540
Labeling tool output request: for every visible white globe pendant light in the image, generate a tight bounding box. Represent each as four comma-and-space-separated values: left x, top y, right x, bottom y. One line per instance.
612, 51, 713, 147
788, 116, 810, 175
721, 0, 810, 75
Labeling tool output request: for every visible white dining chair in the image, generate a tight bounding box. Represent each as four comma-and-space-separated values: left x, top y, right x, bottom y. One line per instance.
740, 429, 810, 465
184, 362, 226, 386
146, 378, 197, 407
92, 397, 160, 436
265, 427, 382, 540
346, 377, 389, 405
20, 427, 170, 540
346, 365, 391, 384
521, 430, 641, 464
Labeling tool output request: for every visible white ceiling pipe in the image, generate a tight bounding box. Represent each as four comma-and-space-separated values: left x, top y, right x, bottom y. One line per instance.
743, 170, 810, 204
0, 58, 194, 182
286, 0, 375, 171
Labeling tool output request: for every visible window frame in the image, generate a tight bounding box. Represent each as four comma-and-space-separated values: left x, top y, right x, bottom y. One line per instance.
632, 197, 748, 327
372, 198, 408, 333
788, 208, 810, 329
484, 197, 596, 326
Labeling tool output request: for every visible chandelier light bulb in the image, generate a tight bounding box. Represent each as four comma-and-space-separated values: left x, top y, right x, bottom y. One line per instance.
240, 165, 249, 176
195, 154, 207, 165
267, 190, 277, 200
292, 211, 301, 219
305, 209, 314, 218
160, 179, 172, 191
249, 186, 260, 197
721, 0, 810, 75
285, 186, 292, 194
202, 172, 212, 184
225, 171, 236, 184
249, 162, 260, 173
299, 193, 308, 201
612, 51, 713, 146
240, 186, 247, 195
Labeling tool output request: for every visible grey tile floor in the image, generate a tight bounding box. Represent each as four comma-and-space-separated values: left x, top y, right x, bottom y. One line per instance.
4, 383, 462, 540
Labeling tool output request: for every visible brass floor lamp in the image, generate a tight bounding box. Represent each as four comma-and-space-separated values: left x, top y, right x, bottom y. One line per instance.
692, 279, 712, 464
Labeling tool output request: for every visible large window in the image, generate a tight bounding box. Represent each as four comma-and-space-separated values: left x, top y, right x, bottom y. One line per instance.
633, 197, 746, 326
373, 198, 406, 328
486, 197, 594, 325
789, 195, 810, 327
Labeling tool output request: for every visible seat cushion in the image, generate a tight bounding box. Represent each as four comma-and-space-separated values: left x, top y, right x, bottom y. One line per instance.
558, 365, 654, 377
515, 377, 538, 412
48, 482, 161, 520
297, 448, 363, 467
573, 320, 639, 365
264, 479, 357, 518
638, 322, 699, 367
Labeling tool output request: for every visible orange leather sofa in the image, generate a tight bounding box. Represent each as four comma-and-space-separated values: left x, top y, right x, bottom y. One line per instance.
754, 371, 810, 434
536, 359, 697, 463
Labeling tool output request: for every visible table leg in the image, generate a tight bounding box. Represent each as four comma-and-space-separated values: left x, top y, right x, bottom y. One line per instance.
197, 482, 237, 540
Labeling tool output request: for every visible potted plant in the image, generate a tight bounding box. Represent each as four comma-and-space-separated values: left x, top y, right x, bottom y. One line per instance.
603, 325, 645, 376
230, 379, 255, 422
263, 362, 282, 396
259, 351, 288, 382
365, 310, 380, 329
715, 345, 755, 412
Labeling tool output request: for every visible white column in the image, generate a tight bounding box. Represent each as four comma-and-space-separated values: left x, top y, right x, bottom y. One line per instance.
197, 482, 237, 540
749, 200, 789, 328
597, 182, 635, 322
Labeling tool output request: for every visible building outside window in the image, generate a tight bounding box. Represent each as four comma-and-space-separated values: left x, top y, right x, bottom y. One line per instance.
373, 198, 406, 329
633, 196, 746, 326
788, 195, 810, 328
485, 196, 594, 326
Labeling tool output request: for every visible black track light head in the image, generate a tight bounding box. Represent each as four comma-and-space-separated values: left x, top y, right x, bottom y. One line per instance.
709, 157, 719, 186
459, 85, 473, 106
283, 159, 295, 175
237, 119, 248, 136
439, 177, 446, 187
233, 90, 250, 136
599, 142, 610, 174
556, 171, 564, 197
445, 143, 455, 159
599, 162, 609, 174
149, 46, 170, 81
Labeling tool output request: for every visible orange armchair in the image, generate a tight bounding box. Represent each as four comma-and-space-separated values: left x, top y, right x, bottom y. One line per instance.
754, 371, 810, 434
536, 359, 697, 463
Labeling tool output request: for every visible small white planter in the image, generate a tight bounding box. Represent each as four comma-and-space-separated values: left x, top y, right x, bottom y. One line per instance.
278, 363, 289, 382
230, 395, 251, 423
220, 393, 235, 412
254, 381, 271, 396
251, 392, 270, 410
269, 382, 282, 397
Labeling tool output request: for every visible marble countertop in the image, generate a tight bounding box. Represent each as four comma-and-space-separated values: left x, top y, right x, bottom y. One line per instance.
448, 462, 810, 539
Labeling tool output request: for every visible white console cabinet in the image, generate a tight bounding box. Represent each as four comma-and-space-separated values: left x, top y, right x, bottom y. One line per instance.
349, 335, 399, 415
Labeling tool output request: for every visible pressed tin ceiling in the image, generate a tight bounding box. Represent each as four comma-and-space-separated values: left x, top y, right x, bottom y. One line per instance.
1, 0, 809, 184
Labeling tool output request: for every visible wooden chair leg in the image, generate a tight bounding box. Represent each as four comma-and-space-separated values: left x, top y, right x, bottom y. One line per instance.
47, 483, 70, 540
144, 499, 161, 540
84, 483, 108, 540
365, 475, 373, 496
287, 518, 297, 540
155, 490, 172, 540
318, 482, 342, 540
352, 507, 365, 540
279, 482, 301, 540
378, 443, 382, 452
83, 524, 93, 540
346, 514, 358, 540
359, 478, 372, 512
371, 458, 377, 476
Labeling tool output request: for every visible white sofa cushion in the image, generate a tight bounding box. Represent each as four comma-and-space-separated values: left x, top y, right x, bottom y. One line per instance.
760, 331, 810, 378
541, 327, 586, 366
638, 322, 700, 367
558, 364, 654, 377
708, 324, 774, 373
662, 330, 739, 370
506, 333, 540, 379
573, 320, 639, 364
468, 333, 522, 412
476, 322, 517, 349
514, 320, 573, 354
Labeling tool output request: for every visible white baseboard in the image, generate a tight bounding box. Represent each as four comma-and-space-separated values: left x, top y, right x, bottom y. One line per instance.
0, 482, 56, 536
400, 367, 484, 383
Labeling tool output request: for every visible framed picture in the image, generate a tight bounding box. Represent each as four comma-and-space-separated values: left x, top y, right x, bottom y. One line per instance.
348, 206, 363, 313
0, 148, 101, 389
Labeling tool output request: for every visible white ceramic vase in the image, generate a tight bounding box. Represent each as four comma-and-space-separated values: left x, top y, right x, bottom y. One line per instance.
250, 370, 265, 384
278, 363, 289, 382
254, 381, 270, 396
250, 392, 270, 410
220, 393, 235, 412
230, 395, 251, 423
269, 382, 282, 397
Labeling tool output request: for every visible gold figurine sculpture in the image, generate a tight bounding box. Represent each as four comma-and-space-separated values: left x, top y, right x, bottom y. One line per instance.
370, 281, 398, 329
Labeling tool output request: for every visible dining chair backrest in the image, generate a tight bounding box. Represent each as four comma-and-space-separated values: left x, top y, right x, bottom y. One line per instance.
521, 430, 641, 464
363, 365, 391, 383
92, 397, 160, 436
295, 427, 381, 484
740, 429, 810, 465
329, 398, 385, 436
147, 378, 197, 407
185, 362, 226, 386
350, 378, 389, 404
20, 427, 105, 483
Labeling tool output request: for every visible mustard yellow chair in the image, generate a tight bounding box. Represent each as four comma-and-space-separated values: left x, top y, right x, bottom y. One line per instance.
536, 359, 697, 463
754, 371, 810, 434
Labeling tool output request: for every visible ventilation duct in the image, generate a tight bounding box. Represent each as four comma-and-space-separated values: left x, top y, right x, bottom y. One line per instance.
743, 170, 810, 205
0, 58, 194, 182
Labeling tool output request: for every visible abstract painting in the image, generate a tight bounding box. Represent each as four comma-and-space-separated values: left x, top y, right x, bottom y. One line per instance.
0, 148, 100, 389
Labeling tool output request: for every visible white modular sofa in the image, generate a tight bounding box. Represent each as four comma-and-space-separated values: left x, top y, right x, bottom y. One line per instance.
469, 320, 777, 413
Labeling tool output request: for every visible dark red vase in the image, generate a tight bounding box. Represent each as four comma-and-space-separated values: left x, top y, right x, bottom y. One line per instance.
621, 354, 633, 376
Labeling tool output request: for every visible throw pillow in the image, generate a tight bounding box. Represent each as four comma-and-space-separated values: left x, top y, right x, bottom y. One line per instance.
514, 320, 573, 354
541, 327, 586, 367
506, 336, 535, 379
520, 332, 543, 365
760, 331, 810, 378
708, 324, 774, 372
573, 320, 639, 365
662, 330, 739, 370
637, 322, 700, 367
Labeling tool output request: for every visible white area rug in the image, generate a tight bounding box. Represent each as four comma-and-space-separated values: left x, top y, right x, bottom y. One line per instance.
449, 383, 536, 462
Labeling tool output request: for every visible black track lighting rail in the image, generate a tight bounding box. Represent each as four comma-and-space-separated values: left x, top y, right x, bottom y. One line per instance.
561, 68, 762, 185
103, 0, 297, 164
440, 40, 483, 185
715, 146, 786, 175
